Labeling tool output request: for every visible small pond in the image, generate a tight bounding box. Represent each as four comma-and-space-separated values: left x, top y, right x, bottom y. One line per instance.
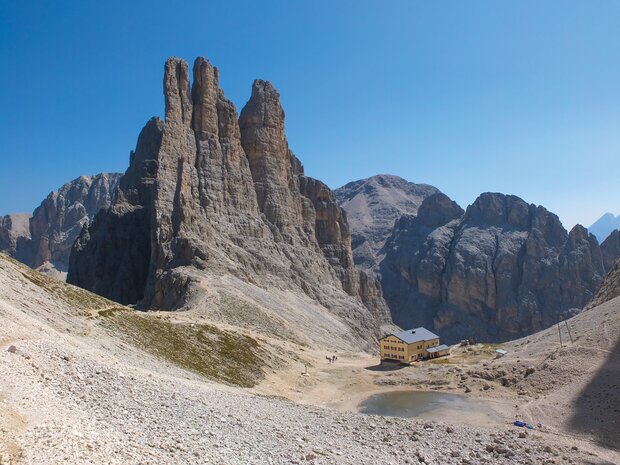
359, 391, 504, 426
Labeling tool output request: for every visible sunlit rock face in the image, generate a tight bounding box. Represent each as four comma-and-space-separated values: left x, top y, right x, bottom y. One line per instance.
0, 173, 121, 277
335, 175, 440, 270
67, 56, 391, 345
380, 192, 612, 343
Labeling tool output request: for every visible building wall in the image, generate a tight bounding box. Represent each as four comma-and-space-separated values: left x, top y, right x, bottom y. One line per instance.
428, 348, 449, 359
380, 336, 441, 362
379, 335, 407, 361
407, 338, 439, 361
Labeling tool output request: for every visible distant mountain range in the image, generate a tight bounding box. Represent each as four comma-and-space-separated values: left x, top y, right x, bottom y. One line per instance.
336, 175, 620, 342
589, 213, 620, 243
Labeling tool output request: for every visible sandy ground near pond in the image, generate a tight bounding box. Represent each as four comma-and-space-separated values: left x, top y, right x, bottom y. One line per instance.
254, 348, 506, 413
252, 299, 620, 459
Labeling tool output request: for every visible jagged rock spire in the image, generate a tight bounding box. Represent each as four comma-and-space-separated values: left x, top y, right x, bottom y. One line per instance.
164, 57, 192, 125
239, 79, 303, 233
68, 56, 391, 348
191, 57, 219, 138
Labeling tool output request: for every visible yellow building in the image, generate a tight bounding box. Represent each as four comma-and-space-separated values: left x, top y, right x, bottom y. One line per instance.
379, 327, 449, 364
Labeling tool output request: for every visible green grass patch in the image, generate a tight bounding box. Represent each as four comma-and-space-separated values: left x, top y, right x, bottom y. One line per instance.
97, 308, 128, 318
20, 269, 113, 312
0, 252, 113, 312
98, 312, 267, 388
480, 343, 505, 349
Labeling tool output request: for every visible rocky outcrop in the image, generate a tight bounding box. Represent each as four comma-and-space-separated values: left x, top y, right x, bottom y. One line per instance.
601, 229, 620, 271
380, 192, 614, 343
240, 80, 306, 238
378, 193, 464, 330
0, 174, 121, 277
67, 122, 161, 303
68, 57, 390, 348
335, 175, 439, 269
0, 213, 32, 263
588, 258, 620, 309
29, 173, 122, 273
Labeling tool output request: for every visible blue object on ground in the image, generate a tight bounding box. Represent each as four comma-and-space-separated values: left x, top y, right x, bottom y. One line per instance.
513, 421, 526, 427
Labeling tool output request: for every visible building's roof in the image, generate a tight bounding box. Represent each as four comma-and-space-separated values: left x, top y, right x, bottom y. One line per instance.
383, 327, 440, 344
495, 349, 508, 355
427, 344, 449, 353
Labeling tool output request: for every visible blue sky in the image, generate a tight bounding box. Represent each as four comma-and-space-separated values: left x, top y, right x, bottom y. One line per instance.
0, 1, 618, 230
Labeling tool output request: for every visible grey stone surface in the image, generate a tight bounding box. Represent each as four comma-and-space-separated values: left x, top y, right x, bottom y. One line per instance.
0, 213, 31, 263
588, 257, 620, 309
0, 174, 121, 276
380, 192, 616, 343
601, 229, 620, 271
335, 174, 439, 270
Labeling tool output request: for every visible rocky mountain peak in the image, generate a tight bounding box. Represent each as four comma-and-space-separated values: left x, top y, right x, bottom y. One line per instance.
191, 57, 223, 138
164, 57, 193, 125
416, 193, 464, 228
335, 174, 441, 269
465, 192, 532, 230
240, 79, 285, 130
380, 190, 614, 343
239, 77, 302, 236
568, 224, 592, 242
67, 56, 391, 348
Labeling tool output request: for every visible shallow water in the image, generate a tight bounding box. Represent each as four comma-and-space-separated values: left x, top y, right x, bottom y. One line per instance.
359, 390, 504, 426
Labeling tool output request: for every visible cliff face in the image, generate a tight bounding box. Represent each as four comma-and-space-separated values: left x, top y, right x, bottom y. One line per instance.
68, 57, 390, 347
601, 229, 620, 271
380, 192, 612, 343
0, 213, 31, 263
29, 173, 122, 273
335, 175, 440, 270
588, 258, 620, 309
0, 173, 121, 277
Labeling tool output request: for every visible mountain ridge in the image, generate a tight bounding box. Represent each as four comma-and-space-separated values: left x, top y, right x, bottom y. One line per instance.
0, 173, 122, 278
334, 174, 440, 270
334, 174, 619, 343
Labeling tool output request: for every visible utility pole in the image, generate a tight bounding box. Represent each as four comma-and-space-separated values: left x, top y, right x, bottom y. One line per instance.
557, 321, 563, 348
564, 320, 574, 344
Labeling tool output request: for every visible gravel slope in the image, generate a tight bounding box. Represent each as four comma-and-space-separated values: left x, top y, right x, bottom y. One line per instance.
0, 253, 617, 465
